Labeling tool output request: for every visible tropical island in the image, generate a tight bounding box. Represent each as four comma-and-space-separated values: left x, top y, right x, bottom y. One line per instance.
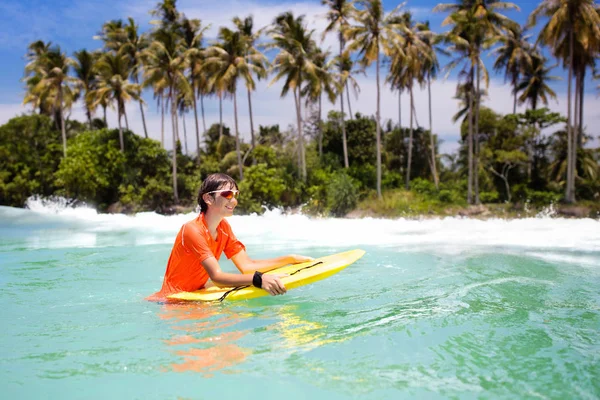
1, 0, 599, 219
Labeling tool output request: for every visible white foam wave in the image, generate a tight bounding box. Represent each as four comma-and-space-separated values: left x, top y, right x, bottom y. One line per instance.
0, 197, 599, 253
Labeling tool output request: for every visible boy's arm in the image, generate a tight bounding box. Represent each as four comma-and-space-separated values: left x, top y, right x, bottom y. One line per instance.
230, 250, 313, 274
202, 256, 287, 295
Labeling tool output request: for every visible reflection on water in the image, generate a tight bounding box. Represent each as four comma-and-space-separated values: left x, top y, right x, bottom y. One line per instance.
158, 303, 250, 376
156, 302, 351, 376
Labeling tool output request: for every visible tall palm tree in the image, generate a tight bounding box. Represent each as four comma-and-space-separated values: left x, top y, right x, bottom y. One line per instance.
23, 41, 54, 117
142, 27, 189, 204
205, 26, 265, 180
94, 19, 127, 52
491, 24, 532, 114
323, 0, 354, 169
91, 52, 141, 152
24, 45, 78, 158
435, 0, 518, 204
335, 52, 361, 167
390, 12, 432, 190
268, 12, 320, 181
529, 0, 600, 203
73, 50, 98, 128
234, 15, 268, 150
181, 17, 209, 162
516, 52, 559, 111
418, 20, 442, 189
345, 0, 404, 198
303, 48, 337, 158
122, 17, 150, 138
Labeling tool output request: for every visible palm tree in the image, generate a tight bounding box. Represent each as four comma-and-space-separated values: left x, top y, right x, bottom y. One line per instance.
73, 50, 98, 128
94, 19, 127, 52
389, 12, 432, 190
142, 27, 189, 204
529, 0, 600, 203
234, 15, 268, 150
181, 17, 209, 162
268, 12, 320, 181
491, 24, 532, 114
24, 45, 78, 158
91, 52, 141, 152
419, 20, 442, 189
323, 0, 354, 167
122, 17, 150, 138
303, 48, 337, 158
205, 26, 265, 180
516, 52, 559, 111
336, 51, 362, 163
435, 0, 518, 204
23, 41, 54, 117
345, 0, 404, 198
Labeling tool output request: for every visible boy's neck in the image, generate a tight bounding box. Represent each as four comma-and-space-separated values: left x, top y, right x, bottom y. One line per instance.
203, 210, 222, 234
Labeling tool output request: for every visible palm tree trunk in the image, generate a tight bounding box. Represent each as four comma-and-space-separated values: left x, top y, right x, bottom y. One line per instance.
411, 100, 420, 128
346, 81, 353, 120
578, 68, 585, 149
182, 112, 188, 155
341, 89, 349, 168
467, 68, 474, 205
318, 93, 323, 158
174, 108, 180, 144
293, 90, 302, 177
170, 86, 179, 204
124, 108, 130, 131
375, 52, 382, 199
298, 86, 306, 180
59, 90, 67, 158
232, 90, 243, 180
474, 60, 481, 205
398, 89, 402, 128
192, 86, 201, 164
86, 108, 92, 129
161, 97, 165, 148
102, 105, 107, 128
200, 94, 207, 133
406, 83, 414, 190
339, 39, 349, 169
219, 92, 223, 140
139, 100, 148, 138
117, 105, 125, 152
428, 74, 439, 189
566, 29, 574, 203
512, 75, 517, 115
293, 87, 306, 180
247, 88, 255, 149
135, 75, 148, 138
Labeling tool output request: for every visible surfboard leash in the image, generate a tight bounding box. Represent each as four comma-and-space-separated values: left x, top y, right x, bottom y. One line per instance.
289, 261, 323, 276
216, 261, 324, 302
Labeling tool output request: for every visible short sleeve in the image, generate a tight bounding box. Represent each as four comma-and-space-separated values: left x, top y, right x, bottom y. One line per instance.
182, 223, 214, 262
222, 221, 246, 259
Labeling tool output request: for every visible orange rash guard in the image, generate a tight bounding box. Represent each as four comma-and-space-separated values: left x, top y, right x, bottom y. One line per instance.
147, 213, 245, 301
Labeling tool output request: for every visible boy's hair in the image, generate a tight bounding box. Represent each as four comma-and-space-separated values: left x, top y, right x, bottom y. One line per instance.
197, 173, 239, 213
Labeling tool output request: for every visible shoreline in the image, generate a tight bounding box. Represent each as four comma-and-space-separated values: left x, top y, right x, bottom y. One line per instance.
96, 201, 600, 220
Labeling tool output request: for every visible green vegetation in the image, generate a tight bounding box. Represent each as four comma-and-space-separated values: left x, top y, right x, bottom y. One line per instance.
3, 0, 599, 218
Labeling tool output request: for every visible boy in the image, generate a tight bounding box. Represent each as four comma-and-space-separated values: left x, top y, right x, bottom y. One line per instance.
149, 173, 312, 301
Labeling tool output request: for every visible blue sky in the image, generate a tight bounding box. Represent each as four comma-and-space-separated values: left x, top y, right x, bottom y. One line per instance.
0, 0, 598, 154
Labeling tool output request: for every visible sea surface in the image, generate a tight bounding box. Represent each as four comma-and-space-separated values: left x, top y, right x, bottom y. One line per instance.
1, 198, 599, 399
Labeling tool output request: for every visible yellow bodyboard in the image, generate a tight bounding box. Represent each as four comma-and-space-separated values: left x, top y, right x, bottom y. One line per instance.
167, 249, 365, 302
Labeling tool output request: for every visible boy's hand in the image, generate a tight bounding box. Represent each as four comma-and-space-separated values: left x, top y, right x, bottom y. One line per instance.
289, 254, 314, 264
261, 274, 288, 296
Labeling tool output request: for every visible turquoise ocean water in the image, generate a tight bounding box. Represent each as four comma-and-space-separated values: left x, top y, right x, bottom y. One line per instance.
1, 198, 599, 399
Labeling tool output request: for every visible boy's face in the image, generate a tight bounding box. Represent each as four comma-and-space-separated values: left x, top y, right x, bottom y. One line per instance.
207, 183, 238, 217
